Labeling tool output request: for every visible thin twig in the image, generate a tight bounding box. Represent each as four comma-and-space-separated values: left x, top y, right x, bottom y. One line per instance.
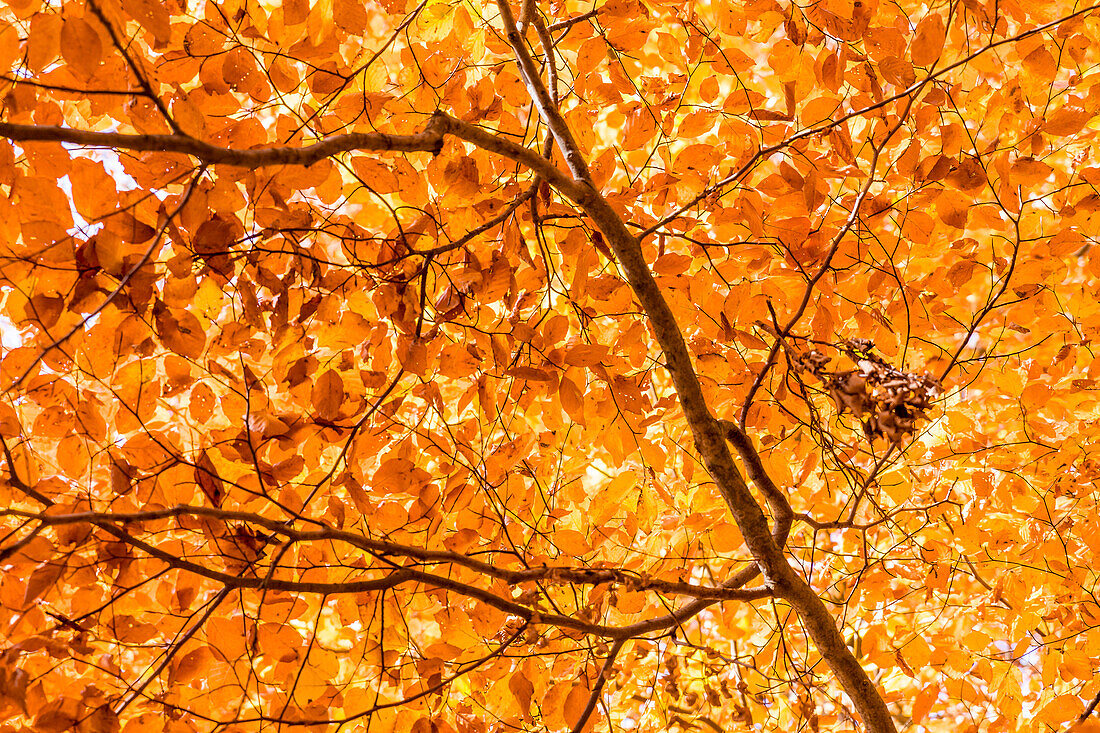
548, 9, 599, 32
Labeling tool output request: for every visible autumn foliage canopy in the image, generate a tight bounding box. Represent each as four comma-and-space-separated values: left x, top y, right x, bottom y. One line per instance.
3, 0, 1100, 731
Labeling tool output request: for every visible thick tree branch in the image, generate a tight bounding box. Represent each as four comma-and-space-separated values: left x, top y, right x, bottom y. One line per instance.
0, 113, 582, 197
0, 119, 446, 165
438, 114, 584, 196
483, 6, 898, 729
568, 171, 895, 733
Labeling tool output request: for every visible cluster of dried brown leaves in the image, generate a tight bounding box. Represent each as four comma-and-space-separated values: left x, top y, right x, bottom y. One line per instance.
796, 339, 941, 446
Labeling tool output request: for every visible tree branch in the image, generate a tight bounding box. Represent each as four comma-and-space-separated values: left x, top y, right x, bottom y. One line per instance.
0, 113, 583, 197
495, 0, 592, 185
0, 119, 446, 165
720, 420, 794, 548
570, 639, 625, 733
7, 505, 770, 602
485, 8, 899, 730
114, 588, 231, 715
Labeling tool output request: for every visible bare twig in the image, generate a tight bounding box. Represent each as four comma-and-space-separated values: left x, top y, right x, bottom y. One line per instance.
4, 505, 771, 603
548, 9, 599, 32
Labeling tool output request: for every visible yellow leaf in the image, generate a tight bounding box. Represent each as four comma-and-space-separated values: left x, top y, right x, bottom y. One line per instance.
1037, 695, 1080, 725
902, 635, 932, 668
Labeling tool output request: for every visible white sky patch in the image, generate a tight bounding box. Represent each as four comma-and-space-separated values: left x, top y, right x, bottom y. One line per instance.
0, 313, 21, 349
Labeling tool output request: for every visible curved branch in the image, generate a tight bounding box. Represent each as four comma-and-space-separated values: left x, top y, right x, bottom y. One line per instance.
8, 505, 769, 600
0, 113, 581, 197
720, 420, 794, 548
7, 505, 771, 641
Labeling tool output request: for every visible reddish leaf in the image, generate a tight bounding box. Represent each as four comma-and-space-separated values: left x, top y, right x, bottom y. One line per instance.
194, 450, 225, 507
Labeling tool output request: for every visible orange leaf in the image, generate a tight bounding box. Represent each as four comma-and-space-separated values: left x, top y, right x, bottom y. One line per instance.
1037, 695, 1080, 725
26, 13, 61, 71
910, 14, 945, 66
910, 684, 939, 723
558, 375, 585, 424
563, 683, 594, 733
1044, 106, 1092, 136
22, 562, 63, 608
121, 0, 172, 43
154, 302, 207, 359
311, 369, 345, 420
564, 344, 609, 367
59, 16, 102, 77
508, 671, 534, 720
